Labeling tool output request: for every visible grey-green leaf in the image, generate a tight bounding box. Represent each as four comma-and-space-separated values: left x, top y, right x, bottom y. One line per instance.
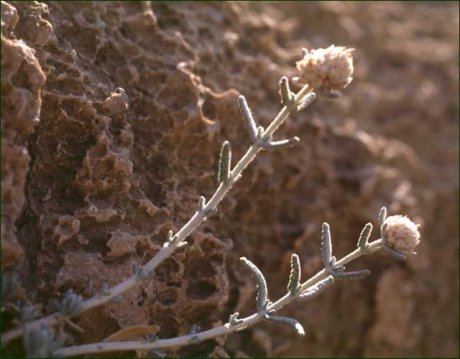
333, 269, 371, 281
297, 92, 316, 111
240, 257, 268, 311
378, 207, 387, 226
261, 137, 300, 150
238, 95, 258, 142
321, 223, 333, 266
299, 276, 335, 301
357, 223, 373, 250
287, 254, 301, 295
218, 141, 232, 184
265, 315, 305, 336
279, 76, 294, 106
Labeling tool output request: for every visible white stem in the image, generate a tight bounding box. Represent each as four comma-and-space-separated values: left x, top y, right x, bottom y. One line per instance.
1, 84, 312, 346
53, 239, 383, 357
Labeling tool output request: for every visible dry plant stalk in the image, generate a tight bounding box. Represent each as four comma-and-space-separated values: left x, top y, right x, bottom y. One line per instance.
1, 46, 421, 358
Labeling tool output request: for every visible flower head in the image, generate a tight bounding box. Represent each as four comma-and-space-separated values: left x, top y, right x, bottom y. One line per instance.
294, 45, 354, 92
381, 215, 421, 255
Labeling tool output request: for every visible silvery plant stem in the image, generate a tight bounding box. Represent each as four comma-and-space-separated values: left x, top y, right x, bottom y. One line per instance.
1, 84, 312, 346
53, 239, 383, 357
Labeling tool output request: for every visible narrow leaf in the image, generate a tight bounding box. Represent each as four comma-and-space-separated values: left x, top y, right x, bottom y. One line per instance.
333, 269, 371, 281
378, 207, 387, 226
384, 246, 407, 261
321, 223, 333, 267
357, 223, 373, 249
261, 137, 300, 150
299, 276, 335, 301
279, 76, 293, 106
218, 141, 231, 184
240, 257, 268, 311
297, 92, 316, 111
265, 315, 305, 336
383, 240, 406, 261
287, 254, 301, 295
238, 95, 258, 142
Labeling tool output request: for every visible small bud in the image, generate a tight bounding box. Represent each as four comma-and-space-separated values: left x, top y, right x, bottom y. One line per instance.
189, 324, 201, 335
198, 196, 206, 212
381, 215, 421, 256
256, 126, 265, 140
100, 283, 111, 296
228, 312, 243, 326
163, 230, 175, 247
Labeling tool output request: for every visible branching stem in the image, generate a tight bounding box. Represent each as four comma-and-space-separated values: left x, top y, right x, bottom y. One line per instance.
1, 84, 313, 347
52, 239, 383, 357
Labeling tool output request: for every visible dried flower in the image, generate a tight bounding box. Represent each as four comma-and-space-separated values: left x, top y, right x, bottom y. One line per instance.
381, 215, 421, 255
294, 45, 354, 92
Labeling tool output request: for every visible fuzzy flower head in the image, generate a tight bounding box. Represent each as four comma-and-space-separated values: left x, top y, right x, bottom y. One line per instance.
294, 45, 354, 92
381, 215, 421, 255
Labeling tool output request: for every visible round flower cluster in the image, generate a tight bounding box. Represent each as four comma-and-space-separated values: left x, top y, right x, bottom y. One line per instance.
382, 215, 421, 255
294, 45, 354, 92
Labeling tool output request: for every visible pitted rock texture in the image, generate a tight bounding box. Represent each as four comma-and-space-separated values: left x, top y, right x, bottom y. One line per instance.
1, 1, 458, 358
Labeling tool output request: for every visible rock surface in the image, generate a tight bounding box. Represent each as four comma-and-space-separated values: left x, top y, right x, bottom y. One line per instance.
1, 2, 458, 357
